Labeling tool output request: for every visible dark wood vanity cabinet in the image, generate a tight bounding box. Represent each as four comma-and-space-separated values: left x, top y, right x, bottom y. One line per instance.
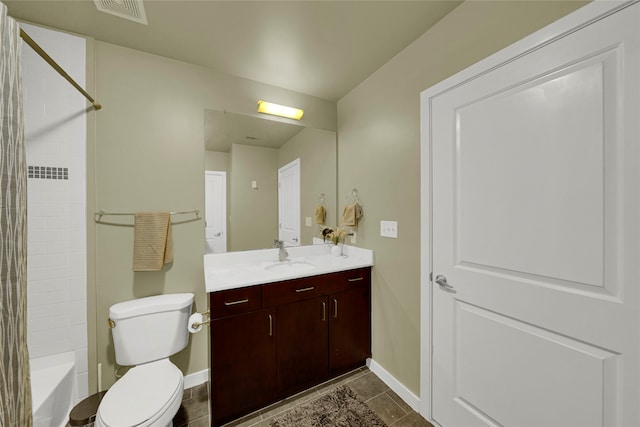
209, 308, 276, 425
208, 266, 371, 426
329, 283, 372, 375
209, 285, 276, 425
276, 296, 329, 395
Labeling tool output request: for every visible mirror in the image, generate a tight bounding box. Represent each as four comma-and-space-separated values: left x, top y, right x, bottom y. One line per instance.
204, 109, 337, 252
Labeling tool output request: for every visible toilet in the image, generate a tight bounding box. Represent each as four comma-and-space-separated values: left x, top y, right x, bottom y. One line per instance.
96, 293, 195, 427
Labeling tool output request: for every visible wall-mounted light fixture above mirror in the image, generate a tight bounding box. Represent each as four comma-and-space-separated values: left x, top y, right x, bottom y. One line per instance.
257, 100, 304, 120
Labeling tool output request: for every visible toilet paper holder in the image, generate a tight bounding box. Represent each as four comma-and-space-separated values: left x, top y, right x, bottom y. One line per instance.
191, 310, 210, 329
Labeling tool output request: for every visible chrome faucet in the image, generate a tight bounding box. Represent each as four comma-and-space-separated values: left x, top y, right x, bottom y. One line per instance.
274, 239, 289, 262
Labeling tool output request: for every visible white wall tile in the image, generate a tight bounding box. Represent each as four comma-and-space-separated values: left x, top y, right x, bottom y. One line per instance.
28, 290, 71, 307
47, 240, 70, 255
75, 372, 89, 403
70, 301, 87, 325
74, 348, 88, 374
68, 277, 87, 302
23, 23, 88, 400
71, 324, 88, 349
28, 302, 71, 320
28, 316, 70, 333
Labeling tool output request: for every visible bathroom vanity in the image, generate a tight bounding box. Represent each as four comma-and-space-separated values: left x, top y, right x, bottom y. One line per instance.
204, 245, 373, 426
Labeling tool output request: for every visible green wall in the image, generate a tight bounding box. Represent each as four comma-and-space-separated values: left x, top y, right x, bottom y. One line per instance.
229, 144, 279, 251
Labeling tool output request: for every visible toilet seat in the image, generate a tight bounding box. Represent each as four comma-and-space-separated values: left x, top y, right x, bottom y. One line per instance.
97, 359, 183, 427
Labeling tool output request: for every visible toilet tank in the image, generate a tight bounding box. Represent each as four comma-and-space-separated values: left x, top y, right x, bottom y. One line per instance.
109, 293, 194, 366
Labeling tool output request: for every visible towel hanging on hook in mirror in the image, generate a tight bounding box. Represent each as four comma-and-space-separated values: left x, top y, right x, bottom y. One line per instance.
314, 193, 327, 224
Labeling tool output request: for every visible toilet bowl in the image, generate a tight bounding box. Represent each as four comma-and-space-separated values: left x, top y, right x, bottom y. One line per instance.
95, 293, 194, 427
96, 359, 184, 427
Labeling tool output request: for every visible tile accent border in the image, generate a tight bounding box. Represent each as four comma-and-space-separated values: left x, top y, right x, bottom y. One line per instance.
27, 165, 69, 180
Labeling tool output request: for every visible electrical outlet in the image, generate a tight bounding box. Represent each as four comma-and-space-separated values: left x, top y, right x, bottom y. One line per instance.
380, 220, 398, 238
351, 231, 357, 244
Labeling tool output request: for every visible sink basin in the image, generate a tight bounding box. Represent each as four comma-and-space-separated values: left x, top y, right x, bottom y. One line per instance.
265, 260, 316, 273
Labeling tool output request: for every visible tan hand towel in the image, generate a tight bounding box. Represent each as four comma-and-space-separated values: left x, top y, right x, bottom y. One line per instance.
342, 204, 356, 226
133, 212, 173, 271
341, 203, 363, 226
314, 204, 326, 224
355, 203, 363, 222
342, 203, 364, 227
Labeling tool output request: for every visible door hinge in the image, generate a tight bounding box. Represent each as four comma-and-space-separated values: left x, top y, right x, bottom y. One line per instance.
429, 272, 433, 282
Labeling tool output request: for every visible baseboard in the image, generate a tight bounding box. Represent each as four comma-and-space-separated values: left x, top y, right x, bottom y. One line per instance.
184, 369, 208, 389
184, 362, 420, 410
367, 358, 421, 412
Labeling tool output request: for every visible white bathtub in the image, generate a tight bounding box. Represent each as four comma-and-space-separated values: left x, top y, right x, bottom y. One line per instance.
30, 352, 75, 427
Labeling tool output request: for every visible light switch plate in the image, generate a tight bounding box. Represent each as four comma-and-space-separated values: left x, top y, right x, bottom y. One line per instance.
380, 220, 398, 238
305, 217, 312, 227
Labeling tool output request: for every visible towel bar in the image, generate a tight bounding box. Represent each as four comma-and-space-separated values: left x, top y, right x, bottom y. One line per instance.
94, 209, 200, 226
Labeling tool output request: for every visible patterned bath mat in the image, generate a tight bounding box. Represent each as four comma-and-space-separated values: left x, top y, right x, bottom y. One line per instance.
269, 385, 387, 427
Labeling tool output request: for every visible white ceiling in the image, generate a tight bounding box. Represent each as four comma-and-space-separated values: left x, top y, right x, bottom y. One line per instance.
5, 0, 462, 102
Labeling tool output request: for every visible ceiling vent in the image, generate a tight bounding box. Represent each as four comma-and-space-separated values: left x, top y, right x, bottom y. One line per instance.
94, 0, 148, 25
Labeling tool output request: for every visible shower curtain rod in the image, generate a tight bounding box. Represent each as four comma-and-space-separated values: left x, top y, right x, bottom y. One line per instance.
19, 29, 102, 110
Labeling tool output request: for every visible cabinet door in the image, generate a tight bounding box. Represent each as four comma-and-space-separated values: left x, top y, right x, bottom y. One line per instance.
329, 283, 371, 375
277, 296, 329, 394
210, 308, 276, 426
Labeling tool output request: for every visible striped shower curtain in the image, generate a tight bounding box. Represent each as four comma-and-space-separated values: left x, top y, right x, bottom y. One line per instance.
0, 2, 32, 426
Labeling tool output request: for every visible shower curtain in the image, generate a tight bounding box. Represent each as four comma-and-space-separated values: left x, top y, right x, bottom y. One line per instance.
0, 2, 32, 426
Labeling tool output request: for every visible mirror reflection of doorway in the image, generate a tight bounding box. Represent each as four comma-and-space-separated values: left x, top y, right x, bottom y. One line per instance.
205, 170, 227, 254
278, 158, 300, 246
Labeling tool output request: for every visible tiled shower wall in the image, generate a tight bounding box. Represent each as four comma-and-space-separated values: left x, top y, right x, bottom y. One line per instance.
21, 23, 88, 402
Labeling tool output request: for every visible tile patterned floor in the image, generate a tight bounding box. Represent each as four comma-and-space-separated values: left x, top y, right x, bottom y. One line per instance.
173, 367, 433, 427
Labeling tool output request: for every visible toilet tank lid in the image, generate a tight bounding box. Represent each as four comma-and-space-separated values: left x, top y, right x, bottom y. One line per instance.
110, 293, 194, 319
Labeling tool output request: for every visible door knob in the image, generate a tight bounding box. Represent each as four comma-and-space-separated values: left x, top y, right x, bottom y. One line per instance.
435, 274, 454, 290
214, 232, 222, 237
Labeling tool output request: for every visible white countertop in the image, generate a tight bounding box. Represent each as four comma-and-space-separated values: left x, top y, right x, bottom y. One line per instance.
204, 244, 374, 293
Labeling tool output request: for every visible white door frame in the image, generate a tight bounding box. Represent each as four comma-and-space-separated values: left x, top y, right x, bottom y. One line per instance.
278, 158, 301, 246
419, 0, 637, 422
205, 170, 227, 253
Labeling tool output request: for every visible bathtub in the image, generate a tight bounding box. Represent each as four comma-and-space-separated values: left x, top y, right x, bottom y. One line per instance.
30, 352, 75, 427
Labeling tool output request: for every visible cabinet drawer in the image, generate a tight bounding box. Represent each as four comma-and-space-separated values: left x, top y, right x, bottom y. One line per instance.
262, 276, 329, 307
332, 268, 371, 290
262, 268, 371, 307
210, 286, 261, 319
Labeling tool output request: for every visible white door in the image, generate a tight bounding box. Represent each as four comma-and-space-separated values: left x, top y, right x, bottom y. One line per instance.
278, 158, 300, 246
421, 2, 640, 426
205, 170, 227, 253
